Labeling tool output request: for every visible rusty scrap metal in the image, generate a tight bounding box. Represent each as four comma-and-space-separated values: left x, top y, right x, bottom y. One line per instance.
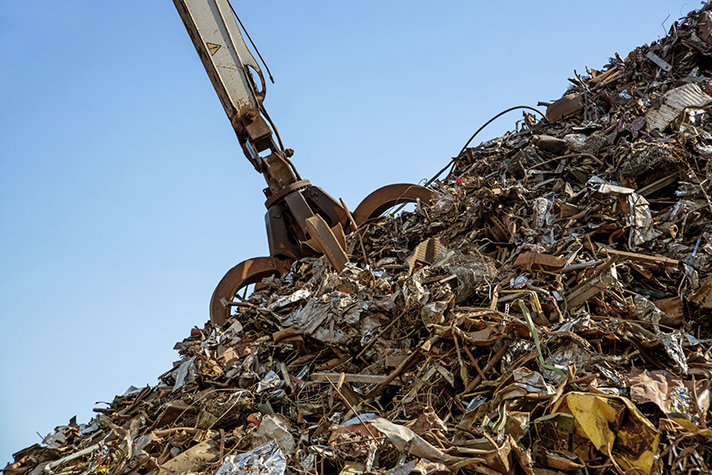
7, 3, 712, 475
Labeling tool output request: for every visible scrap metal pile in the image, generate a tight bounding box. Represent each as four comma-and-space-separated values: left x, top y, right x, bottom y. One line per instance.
7, 5, 712, 475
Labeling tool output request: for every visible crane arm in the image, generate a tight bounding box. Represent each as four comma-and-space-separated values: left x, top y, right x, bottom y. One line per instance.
173, 0, 297, 194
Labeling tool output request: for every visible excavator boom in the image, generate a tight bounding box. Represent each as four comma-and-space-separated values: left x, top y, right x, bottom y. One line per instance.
174, 0, 265, 140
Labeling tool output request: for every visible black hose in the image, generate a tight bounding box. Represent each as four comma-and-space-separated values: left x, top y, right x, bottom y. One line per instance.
428, 105, 547, 188
392, 105, 547, 214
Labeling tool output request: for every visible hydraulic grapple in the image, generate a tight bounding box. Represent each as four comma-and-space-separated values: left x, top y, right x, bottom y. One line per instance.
174, 0, 434, 326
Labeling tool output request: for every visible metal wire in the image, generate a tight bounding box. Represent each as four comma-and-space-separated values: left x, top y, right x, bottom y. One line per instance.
457, 105, 546, 158
431, 105, 547, 188
226, 1, 291, 163
392, 105, 547, 215
228, 1, 275, 84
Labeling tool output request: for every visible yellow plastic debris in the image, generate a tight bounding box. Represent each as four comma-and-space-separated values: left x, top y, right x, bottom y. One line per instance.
552, 392, 659, 474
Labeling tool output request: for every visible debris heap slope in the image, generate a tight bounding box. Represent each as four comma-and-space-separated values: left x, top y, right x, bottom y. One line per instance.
5, 4, 712, 475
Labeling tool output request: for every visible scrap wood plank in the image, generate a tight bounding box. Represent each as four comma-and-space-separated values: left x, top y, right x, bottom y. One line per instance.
514, 251, 567, 270
636, 173, 678, 197
565, 260, 618, 309
585, 242, 679, 268
311, 372, 402, 386
588, 66, 620, 87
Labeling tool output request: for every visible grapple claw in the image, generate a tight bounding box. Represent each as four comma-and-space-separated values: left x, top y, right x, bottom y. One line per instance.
209, 256, 291, 326
352, 183, 435, 226
303, 215, 348, 272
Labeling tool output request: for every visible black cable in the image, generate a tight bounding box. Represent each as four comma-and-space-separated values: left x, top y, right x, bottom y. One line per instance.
430, 105, 547, 187
260, 105, 285, 151
226, 1, 299, 178
457, 105, 546, 158
228, 1, 275, 84
260, 105, 303, 180
392, 105, 547, 214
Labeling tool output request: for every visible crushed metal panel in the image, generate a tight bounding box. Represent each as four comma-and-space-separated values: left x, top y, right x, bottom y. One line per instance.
691, 274, 712, 308
645, 83, 712, 131
546, 94, 584, 122
565, 263, 618, 310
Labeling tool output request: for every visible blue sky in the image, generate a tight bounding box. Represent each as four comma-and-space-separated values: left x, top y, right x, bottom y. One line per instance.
0, 0, 695, 463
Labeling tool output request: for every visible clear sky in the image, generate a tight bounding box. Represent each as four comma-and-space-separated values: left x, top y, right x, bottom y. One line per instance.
0, 0, 696, 463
